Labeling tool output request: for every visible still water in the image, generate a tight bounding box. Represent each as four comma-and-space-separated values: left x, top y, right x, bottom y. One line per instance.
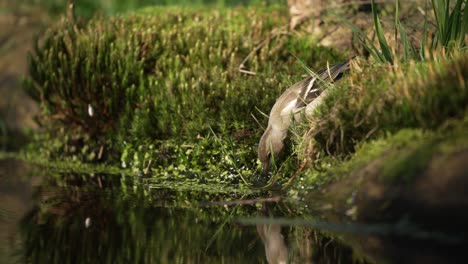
0, 159, 465, 263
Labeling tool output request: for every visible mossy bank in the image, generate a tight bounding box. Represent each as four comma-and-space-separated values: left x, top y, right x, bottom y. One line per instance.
22, 6, 346, 182
0, 4, 465, 263
16, 3, 468, 231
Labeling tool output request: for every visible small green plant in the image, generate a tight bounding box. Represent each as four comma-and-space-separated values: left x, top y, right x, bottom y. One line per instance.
342, 0, 467, 64
431, 0, 468, 51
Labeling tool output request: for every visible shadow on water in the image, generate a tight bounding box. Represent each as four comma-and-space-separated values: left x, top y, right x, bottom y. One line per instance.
0, 158, 466, 263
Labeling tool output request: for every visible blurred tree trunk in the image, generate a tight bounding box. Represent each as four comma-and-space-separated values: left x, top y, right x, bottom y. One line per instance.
287, 0, 322, 30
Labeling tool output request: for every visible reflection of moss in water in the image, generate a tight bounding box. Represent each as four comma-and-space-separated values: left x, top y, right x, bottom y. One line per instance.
16, 170, 370, 263
20, 204, 264, 263
18, 172, 265, 263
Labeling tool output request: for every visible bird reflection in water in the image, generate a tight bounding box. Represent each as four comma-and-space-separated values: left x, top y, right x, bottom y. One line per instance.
256, 203, 289, 264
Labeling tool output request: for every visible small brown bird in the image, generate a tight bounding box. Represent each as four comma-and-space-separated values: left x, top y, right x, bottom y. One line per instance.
258, 58, 354, 172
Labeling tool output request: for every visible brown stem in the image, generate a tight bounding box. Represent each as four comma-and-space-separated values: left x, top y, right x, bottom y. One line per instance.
67, 0, 76, 24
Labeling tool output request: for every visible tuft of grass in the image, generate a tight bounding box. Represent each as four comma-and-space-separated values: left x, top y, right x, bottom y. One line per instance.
299, 51, 468, 162
431, 0, 468, 51
342, 0, 467, 64
371, 0, 394, 64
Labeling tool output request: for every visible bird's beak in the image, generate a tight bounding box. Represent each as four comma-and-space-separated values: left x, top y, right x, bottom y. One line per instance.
262, 161, 270, 174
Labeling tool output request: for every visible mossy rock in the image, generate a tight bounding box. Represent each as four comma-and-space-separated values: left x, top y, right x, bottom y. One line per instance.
299, 118, 468, 230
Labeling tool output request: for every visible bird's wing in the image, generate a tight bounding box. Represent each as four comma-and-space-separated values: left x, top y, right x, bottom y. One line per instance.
295, 77, 321, 110
295, 57, 354, 109
296, 76, 317, 106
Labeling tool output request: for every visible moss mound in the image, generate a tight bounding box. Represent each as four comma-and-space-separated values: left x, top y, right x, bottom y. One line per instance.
23, 6, 467, 190
23, 7, 347, 177
300, 53, 468, 160
25, 7, 343, 140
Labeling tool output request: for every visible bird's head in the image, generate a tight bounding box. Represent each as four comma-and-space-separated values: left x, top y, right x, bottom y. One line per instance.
258, 126, 285, 173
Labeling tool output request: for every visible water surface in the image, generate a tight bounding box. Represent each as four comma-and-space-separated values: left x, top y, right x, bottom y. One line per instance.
0, 158, 465, 263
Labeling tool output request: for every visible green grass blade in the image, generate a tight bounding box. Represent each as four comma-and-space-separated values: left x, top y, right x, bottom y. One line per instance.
442, 0, 449, 45
371, 0, 394, 64
447, 0, 461, 47
420, 1, 429, 59
431, 0, 444, 46
461, 1, 468, 47
399, 23, 410, 61
394, 0, 399, 55
336, 14, 386, 62
453, 0, 465, 47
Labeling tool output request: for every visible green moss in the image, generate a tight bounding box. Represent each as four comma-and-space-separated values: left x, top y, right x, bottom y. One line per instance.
380, 121, 468, 183
26, 7, 343, 140
24, 6, 345, 176
301, 52, 468, 159
24, 5, 468, 193
300, 117, 468, 188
